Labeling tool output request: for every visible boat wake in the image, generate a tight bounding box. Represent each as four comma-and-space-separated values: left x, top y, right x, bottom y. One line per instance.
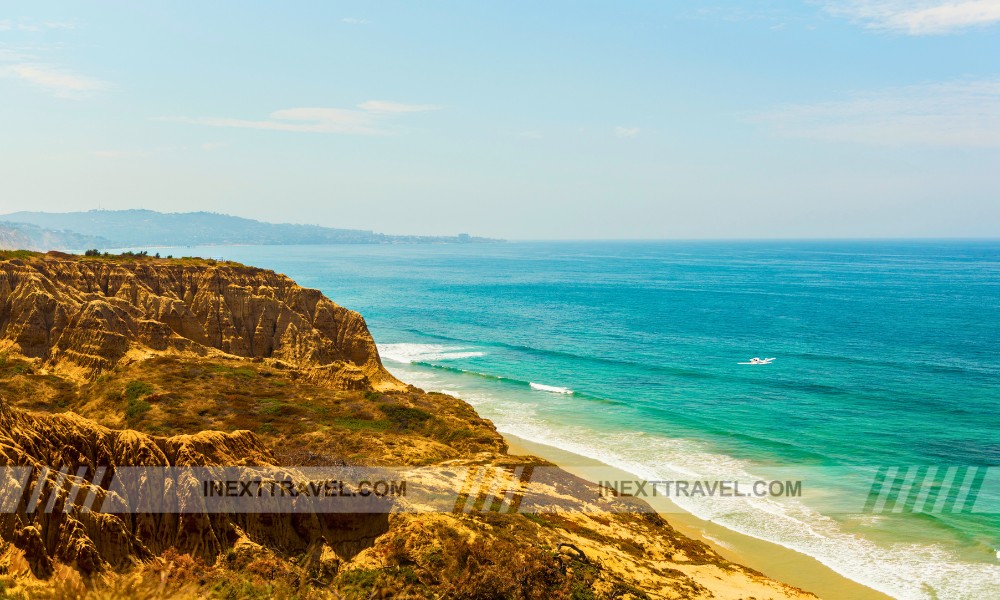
529, 382, 574, 394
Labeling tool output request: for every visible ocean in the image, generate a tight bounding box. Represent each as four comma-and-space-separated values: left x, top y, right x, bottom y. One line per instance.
145, 240, 999, 599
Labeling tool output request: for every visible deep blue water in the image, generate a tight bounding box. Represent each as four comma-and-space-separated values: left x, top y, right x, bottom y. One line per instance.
145, 240, 1000, 598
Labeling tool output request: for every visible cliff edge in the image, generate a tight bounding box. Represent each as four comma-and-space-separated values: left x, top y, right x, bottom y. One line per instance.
0, 252, 401, 390
0, 251, 815, 600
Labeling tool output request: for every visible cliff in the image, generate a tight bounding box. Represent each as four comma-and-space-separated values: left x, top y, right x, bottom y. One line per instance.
0, 401, 391, 580
0, 251, 815, 599
0, 252, 401, 390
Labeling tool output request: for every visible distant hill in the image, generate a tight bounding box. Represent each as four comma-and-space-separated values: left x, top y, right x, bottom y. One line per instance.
0, 221, 110, 252
0, 210, 498, 249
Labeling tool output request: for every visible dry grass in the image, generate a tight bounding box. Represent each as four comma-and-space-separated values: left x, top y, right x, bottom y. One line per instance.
2, 355, 504, 467
0, 249, 247, 268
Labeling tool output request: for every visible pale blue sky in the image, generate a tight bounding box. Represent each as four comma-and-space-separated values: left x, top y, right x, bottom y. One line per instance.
1, 2, 998, 239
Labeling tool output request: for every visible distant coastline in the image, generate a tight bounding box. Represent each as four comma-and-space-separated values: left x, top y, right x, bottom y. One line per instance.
0, 209, 502, 252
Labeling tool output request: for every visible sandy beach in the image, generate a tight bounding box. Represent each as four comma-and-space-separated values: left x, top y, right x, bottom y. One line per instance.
504, 433, 894, 600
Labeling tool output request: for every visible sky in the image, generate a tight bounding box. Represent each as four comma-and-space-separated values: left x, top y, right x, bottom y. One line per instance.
1, 1, 999, 239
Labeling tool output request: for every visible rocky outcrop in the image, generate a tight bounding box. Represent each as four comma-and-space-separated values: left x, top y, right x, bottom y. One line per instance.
0, 400, 390, 578
0, 254, 401, 390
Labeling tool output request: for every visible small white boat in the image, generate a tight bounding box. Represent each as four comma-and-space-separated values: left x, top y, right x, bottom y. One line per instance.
739, 357, 775, 365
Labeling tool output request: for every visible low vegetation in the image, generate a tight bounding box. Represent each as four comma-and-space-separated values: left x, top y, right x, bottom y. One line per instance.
0, 249, 239, 267
4, 355, 504, 465
0, 254, 807, 600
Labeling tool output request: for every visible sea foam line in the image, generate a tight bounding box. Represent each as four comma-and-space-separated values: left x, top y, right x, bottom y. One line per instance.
379, 343, 485, 364
493, 421, 1000, 600
386, 361, 1000, 600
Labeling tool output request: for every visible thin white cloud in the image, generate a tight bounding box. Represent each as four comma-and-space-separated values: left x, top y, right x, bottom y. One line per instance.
755, 78, 1000, 146
0, 47, 33, 61
93, 150, 134, 158
679, 5, 803, 28
357, 100, 442, 113
0, 62, 105, 98
0, 18, 76, 32
162, 101, 441, 136
514, 130, 542, 139
823, 1, 1000, 34
164, 109, 380, 135
615, 126, 640, 138
341, 17, 370, 25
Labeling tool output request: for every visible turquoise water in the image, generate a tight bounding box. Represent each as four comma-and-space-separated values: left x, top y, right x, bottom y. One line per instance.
147, 241, 999, 598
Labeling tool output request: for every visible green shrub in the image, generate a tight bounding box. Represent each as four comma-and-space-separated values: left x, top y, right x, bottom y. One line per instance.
124, 381, 154, 402
339, 568, 380, 590
123, 381, 154, 421
125, 398, 152, 419
258, 400, 284, 417
331, 417, 392, 431
380, 404, 432, 429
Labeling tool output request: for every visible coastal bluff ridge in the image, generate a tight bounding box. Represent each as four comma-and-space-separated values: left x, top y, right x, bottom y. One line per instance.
0, 251, 815, 599
0, 253, 398, 389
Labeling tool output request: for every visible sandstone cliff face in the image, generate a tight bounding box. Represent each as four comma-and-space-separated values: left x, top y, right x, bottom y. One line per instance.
0, 401, 389, 579
0, 255, 400, 390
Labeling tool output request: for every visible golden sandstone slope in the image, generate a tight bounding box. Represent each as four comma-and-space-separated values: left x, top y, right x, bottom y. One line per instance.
0, 251, 816, 599
0, 251, 399, 390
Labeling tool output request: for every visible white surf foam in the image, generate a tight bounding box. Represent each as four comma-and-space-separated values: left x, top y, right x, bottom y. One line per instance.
379, 343, 485, 364
495, 422, 1000, 599
385, 359, 1000, 599
529, 382, 574, 394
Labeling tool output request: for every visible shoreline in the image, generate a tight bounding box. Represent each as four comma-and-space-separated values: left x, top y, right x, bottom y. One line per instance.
502, 432, 894, 600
